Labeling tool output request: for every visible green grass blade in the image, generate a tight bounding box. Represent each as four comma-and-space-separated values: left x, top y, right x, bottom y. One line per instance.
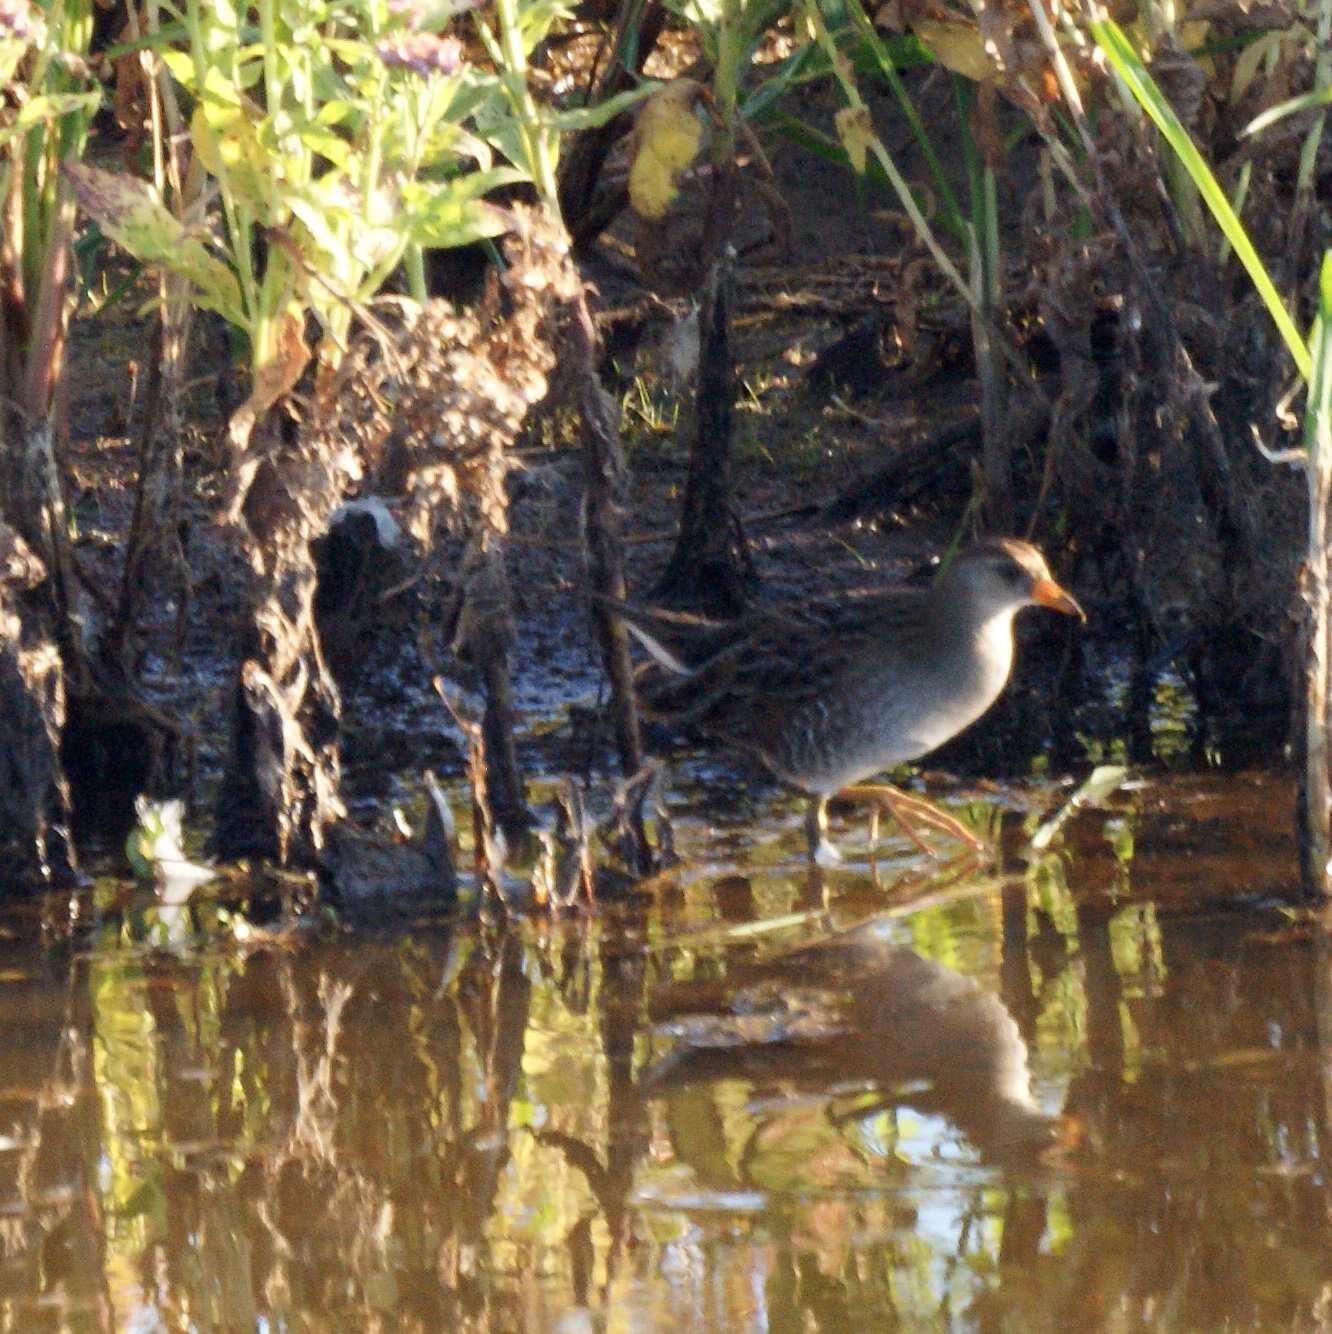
1090, 17, 1311, 381
1243, 85, 1332, 139
763, 110, 936, 215
842, 0, 967, 240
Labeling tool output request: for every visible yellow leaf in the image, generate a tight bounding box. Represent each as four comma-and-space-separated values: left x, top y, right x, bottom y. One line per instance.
190, 77, 277, 221
629, 79, 706, 221
834, 105, 874, 175
190, 103, 222, 178
915, 18, 995, 82
630, 154, 679, 222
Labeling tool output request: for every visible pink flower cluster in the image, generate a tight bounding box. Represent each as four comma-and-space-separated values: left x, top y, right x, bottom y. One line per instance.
0, 0, 40, 41
377, 31, 464, 75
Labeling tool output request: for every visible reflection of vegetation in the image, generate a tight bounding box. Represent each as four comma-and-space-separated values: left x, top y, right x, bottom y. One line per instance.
0, 786, 1328, 1326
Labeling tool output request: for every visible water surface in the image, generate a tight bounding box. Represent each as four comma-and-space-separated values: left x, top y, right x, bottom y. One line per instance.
0, 772, 1326, 1331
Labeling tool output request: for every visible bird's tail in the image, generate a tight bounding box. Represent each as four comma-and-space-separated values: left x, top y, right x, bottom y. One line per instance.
591, 593, 729, 677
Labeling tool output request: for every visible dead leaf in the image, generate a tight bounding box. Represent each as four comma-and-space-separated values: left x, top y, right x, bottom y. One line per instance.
834, 105, 875, 175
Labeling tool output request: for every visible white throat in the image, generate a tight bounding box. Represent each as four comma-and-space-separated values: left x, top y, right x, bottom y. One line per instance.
972, 604, 1020, 689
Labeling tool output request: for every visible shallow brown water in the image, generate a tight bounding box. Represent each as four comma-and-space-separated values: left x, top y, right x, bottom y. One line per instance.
1, 772, 1330, 1332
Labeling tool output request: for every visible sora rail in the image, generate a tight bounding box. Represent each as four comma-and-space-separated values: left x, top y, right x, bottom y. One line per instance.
604, 538, 1084, 864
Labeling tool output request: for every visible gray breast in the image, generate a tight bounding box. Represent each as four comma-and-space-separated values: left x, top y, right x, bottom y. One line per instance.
762, 619, 1015, 794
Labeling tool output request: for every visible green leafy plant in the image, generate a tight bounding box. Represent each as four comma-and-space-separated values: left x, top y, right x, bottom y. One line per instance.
1086, 12, 1332, 891
1090, 17, 1311, 380
0, 0, 100, 420
473, 0, 654, 209
68, 0, 658, 446
68, 0, 523, 451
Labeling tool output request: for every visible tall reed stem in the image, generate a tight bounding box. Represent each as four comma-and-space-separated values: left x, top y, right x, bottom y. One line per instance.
1299, 253, 1332, 896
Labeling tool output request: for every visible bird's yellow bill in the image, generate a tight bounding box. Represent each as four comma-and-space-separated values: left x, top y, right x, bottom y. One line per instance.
1032, 578, 1085, 620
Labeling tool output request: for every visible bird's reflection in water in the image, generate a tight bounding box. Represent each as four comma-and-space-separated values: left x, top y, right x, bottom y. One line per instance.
645, 915, 1070, 1167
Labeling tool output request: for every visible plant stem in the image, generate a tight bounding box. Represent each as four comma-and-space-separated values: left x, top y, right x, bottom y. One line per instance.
714, 0, 741, 121
258, 0, 282, 146
490, 0, 560, 208
1300, 254, 1332, 894
843, 0, 967, 241
802, 0, 975, 314
405, 243, 427, 304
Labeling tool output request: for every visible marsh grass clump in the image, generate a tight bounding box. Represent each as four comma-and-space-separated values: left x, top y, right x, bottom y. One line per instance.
296, 209, 586, 854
